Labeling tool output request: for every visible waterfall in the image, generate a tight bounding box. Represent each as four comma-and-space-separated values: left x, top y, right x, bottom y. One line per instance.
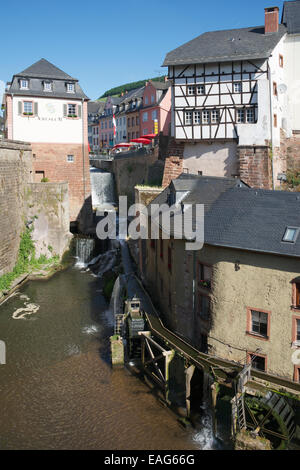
90, 168, 116, 211
75, 237, 95, 268
192, 372, 217, 450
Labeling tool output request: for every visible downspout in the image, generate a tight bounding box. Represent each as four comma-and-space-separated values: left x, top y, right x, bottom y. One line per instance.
82, 98, 86, 203
192, 251, 196, 345
268, 60, 275, 189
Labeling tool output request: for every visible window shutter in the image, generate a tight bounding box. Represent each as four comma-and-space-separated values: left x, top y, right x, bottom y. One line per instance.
63, 104, 67, 117
78, 105, 82, 118
18, 101, 22, 115
34, 102, 38, 116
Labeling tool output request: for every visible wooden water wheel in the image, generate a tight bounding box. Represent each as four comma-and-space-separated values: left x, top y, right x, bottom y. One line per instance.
244, 392, 295, 450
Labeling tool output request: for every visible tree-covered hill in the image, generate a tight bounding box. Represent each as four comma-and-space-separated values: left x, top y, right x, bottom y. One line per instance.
99, 76, 166, 99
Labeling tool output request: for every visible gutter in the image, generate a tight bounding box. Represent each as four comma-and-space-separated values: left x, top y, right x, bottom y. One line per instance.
268, 60, 275, 190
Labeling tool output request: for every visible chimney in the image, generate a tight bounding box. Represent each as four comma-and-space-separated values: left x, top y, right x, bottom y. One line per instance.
265, 6, 279, 34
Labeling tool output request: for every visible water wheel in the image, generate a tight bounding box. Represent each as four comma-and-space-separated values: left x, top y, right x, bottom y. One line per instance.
244, 392, 295, 450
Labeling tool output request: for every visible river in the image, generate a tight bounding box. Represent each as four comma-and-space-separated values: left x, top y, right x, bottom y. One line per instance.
0, 263, 212, 450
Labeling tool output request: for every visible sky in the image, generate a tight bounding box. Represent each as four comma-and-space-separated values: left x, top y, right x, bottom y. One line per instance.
0, 0, 285, 104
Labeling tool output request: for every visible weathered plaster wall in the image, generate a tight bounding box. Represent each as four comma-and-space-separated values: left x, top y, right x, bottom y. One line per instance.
0, 140, 33, 276
183, 141, 238, 178
25, 183, 72, 259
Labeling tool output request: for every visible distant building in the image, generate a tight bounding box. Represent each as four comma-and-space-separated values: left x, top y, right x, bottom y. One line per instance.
163, 2, 300, 189
99, 96, 122, 148
88, 100, 105, 152
118, 87, 144, 142
140, 79, 171, 137
4, 58, 91, 230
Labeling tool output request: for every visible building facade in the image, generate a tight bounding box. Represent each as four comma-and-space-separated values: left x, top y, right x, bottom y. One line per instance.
140, 80, 171, 137
4, 58, 91, 230
163, 3, 300, 189
143, 174, 300, 384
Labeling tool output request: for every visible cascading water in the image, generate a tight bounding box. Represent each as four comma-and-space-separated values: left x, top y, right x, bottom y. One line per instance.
90, 168, 116, 211
75, 237, 96, 268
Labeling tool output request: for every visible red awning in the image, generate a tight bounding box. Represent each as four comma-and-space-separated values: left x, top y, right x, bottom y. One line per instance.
113, 143, 133, 149
130, 138, 151, 145
142, 134, 157, 139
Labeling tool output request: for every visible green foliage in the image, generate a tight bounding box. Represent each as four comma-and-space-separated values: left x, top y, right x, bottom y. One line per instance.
0, 227, 60, 292
41, 177, 49, 183
286, 170, 300, 188
99, 76, 167, 99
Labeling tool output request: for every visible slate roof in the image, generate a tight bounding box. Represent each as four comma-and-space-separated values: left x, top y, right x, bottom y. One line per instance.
282, 1, 300, 33
88, 100, 105, 115
149, 174, 300, 258
16, 59, 76, 80
163, 24, 287, 66
7, 59, 89, 100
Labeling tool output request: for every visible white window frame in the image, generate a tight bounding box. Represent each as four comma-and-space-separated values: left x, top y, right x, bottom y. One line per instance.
197, 85, 205, 95
187, 86, 195, 96
211, 109, 219, 124
23, 101, 33, 115
44, 81, 52, 92
143, 112, 148, 122
67, 83, 75, 93
194, 111, 201, 124
246, 108, 255, 123
20, 79, 29, 90
185, 111, 193, 125
152, 110, 157, 120
237, 109, 245, 124
202, 110, 210, 124
234, 82, 242, 93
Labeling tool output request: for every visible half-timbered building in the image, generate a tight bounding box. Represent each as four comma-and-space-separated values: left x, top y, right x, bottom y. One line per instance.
163, 3, 300, 189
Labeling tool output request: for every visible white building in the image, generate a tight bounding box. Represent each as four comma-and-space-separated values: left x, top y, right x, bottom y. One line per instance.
4, 58, 91, 229
163, 3, 300, 189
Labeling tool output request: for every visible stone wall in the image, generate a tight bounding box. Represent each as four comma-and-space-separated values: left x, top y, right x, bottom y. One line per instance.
278, 129, 300, 174
25, 183, 72, 259
238, 145, 272, 189
0, 140, 33, 276
0, 140, 71, 278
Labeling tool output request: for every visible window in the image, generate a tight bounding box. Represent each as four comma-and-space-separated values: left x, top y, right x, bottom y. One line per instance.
67, 155, 74, 162
283, 227, 299, 243
202, 110, 210, 124
211, 109, 219, 124
152, 110, 157, 120
44, 81, 52, 92
198, 295, 210, 319
197, 85, 205, 95
187, 86, 195, 96
248, 353, 266, 372
198, 263, 212, 290
67, 103, 77, 117
144, 96, 148, 105
136, 116, 139, 126
127, 118, 131, 127
247, 309, 269, 339
143, 112, 148, 122
20, 79, 28, 89
294, 366, 300, 383
23, 101, 33, 115
293, 282, 300, 309
246, 108, 255, 123
273, 82, 278, 97
234, 82, 242, 93
185, 111, 192, 125
194, 111, 201, 124
237, 109, 245, 123
279, 54, 284, 68
292, 317, 300, 345
151, 95, 155, 104
66, 83, 75, 93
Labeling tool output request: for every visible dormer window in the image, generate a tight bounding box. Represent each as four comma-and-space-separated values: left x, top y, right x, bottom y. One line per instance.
283, 227, 299, 243
66, 83, 75, 93
20, 79, 29, 90
44, 81, 52, 92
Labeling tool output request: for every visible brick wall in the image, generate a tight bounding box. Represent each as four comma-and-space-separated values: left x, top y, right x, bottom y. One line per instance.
162, 138, 184, 188
238, 145, 272, 189
31, 142, 92, 231
278, 129, 300, 173
0, 140, 33, 275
